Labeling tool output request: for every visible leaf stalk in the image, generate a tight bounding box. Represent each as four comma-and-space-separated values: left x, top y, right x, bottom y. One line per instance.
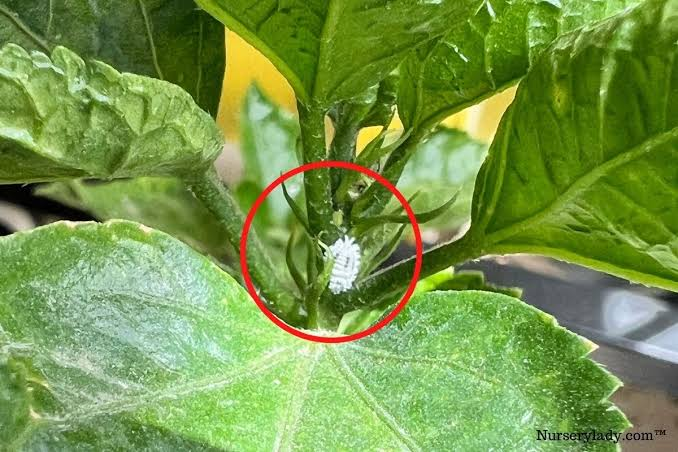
187, 167, 304, 325
328, 232, 482, 314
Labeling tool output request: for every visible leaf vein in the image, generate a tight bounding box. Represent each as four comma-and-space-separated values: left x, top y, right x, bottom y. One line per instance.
137, 0, 165, 80
59, 347, 294, 424
273, 347, 322, 452
311, 0, 340, 99
486, 126, 678, 244
196, 15, 204, 107
0, 5, 50, 52
600, 181, 676, 236
46, 0, 54, 35
328, 347, 422, 452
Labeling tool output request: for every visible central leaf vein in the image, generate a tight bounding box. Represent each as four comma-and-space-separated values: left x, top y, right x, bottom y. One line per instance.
273, 347, 322, 452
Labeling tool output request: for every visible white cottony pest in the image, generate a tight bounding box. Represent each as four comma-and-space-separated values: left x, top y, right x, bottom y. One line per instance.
326, 235, 361, 294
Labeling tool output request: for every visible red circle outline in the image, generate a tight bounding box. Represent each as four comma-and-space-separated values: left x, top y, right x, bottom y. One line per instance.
240, 161, 422, 343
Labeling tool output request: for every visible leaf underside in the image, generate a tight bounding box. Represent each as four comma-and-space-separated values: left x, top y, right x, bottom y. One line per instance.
196, 0, 480, 105
34, 85, 300, 260
1, 221, 627, 450
0, 44, 223, 184
398, 0, 641, 130
470, 0, 678, 291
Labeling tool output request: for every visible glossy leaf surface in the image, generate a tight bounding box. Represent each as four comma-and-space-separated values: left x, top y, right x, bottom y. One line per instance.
470, 0, 678, 291
0, 0, 224, 114
196, 0, 479, 105
398, 0, 640, 130
0, 44, 223, 184
1, 221, 626, 450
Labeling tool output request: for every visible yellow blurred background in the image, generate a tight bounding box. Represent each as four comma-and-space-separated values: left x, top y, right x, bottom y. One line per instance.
216, 31, 515, 145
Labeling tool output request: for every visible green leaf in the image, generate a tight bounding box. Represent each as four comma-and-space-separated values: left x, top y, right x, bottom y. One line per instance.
415, 267, 523, 298
398, 128, 488, 231
282, 181, 311, 236
337, 307, 386, 335
398, 0, 640, 130
342, 266, 522, 331
35, 178, 230, 258
360, 224, 408, 278
360, 74, 399, 129
330, 74, 399, 131
196, 0, 479, 105
0, 220, 269, 449
470, 0, 678, 292
0, 0, 225, 115
352, 192, 459, 235
352, 221, 403, 284
0, 223, 627, 449
286, 229, 307, 294
0, 44, 223, 184
238, 85, 300, 226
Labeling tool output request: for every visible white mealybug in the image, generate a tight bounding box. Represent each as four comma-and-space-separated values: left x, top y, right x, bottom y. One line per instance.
326, 235, 361, 294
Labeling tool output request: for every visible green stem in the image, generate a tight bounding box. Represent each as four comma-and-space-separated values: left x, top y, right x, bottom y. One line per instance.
297, 101, 335, 237
307, 296, 319, 329
328, 116, 359, 202
329, 233, 481, 314
306, 254, 337, 330
188, 167, 304, 325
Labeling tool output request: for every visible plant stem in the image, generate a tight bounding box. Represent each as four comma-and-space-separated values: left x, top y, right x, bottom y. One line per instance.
307, 296, 319, 329
188, 167, 304, 325
329, 233, 481, 314
328, 116, 359, 202
297, 101, 335, 237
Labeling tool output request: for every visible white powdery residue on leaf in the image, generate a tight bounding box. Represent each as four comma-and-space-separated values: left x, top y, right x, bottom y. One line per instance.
327, 235, 361, 294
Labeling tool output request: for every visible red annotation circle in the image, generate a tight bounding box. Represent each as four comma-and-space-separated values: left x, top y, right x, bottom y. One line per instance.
240, 161, 423, 343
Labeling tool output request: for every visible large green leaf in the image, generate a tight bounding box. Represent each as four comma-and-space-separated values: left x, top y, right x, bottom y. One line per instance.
1, 221, 627, 450
0, 44, 223, 184
398, 0, 640, 130
469, 0, 678, 291
398, 127, 488, 231
196, 0, 480, 105
0, 0, 224, 115
35, 178, 230, 258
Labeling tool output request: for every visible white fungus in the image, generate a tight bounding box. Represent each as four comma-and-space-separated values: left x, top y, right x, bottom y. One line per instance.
326, 235, 361, 294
